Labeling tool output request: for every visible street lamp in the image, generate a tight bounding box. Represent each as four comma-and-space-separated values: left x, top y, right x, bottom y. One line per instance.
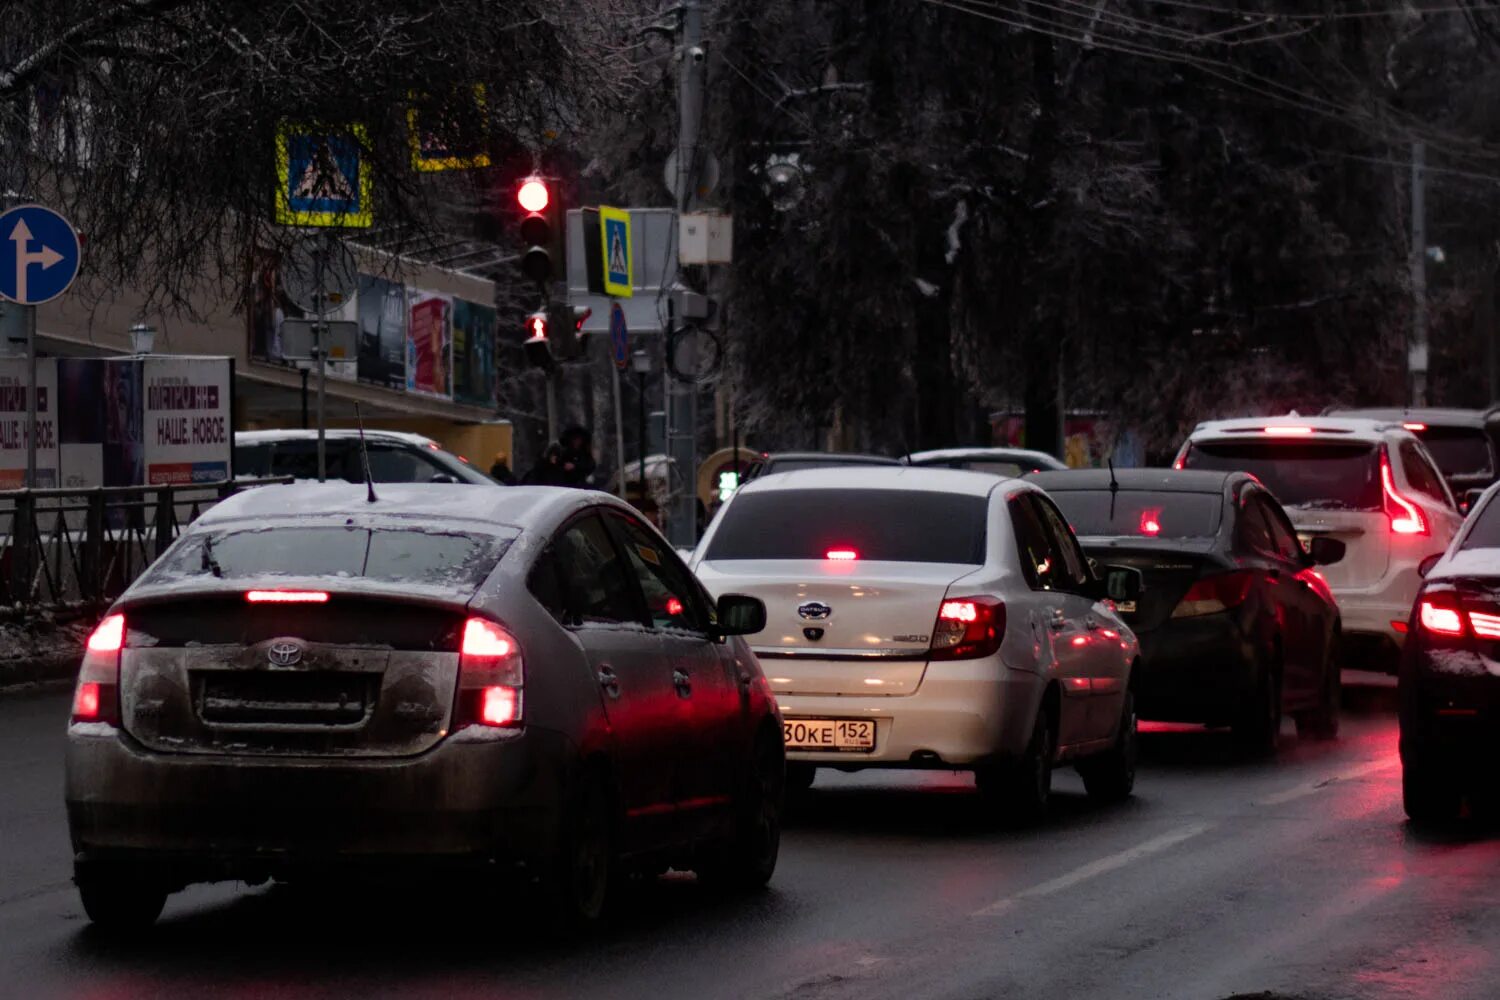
129, 322, 156, 355
631, 350, 653, 509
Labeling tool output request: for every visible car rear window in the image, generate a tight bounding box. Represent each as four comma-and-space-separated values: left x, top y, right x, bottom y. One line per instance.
703, 488, 988, 563
766, 458, 894, 474
1416, 427, 1494, 478
1048, 490, 1223, 539
1182, 441, 1381, 511
1462, 500, 1500, 549
146, 525, 514, 588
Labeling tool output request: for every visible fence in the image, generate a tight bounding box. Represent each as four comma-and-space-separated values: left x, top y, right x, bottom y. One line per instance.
0, 479, 293, 614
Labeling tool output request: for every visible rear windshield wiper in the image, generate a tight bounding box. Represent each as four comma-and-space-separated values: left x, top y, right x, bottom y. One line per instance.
201, 536, 223, 578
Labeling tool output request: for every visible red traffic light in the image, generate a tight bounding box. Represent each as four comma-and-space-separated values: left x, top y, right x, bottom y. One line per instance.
517, 178, 550, 213
526, 312, 548, 340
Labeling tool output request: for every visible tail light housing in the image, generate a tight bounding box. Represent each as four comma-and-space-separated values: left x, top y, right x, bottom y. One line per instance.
1171, 571, 1254, 619
1382, 449, 1428, 536
1415, 591, 1500, 641
453, 617, 524, 730
929, 596, 1006, 660
72, 613, 124, 725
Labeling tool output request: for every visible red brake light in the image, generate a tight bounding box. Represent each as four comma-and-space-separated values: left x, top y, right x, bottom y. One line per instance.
1139, 508, 1162, 537
87, 613, 125, 653
1382, 450, 1428, 536
462, 617, 514, 657
1172, 456, 1185, 470
1470, 610, 1500, 639
1171, 571, 1254, 619
456, 617, 523, 730
930, 595, 1005, 660
1419, 598, 1464, 636
73, 681, 102, 720
480, 686, 520, 726
1403, 422, 1427, 432
1264, 426, 1314, 436
246, 590, 330, 604
665, 596, 684, 616
826, 548, 858, 561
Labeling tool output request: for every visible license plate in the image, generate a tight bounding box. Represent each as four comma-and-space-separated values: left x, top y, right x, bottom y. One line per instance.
783, 717, 875, 752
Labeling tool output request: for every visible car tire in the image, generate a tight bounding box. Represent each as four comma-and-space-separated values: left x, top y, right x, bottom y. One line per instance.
1233, 661, 1281, 756
545, 773, 615, 933
76, 868, 167, 933
786, 762, 816, 798
1078, 692, 1137, 803
1402, 758, 1464, 826
699, 730, 783, 892
977, 704, 1054, 824
1295, 640, 1341, 742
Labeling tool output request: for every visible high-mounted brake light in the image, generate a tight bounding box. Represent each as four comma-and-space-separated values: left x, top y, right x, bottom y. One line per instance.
1139, 508, 1163, 537
930, 595, 1005, 660
1264, 426, 1314, 436
665, 596, 684, 616
73, 613, 125, 725
1403, 422, 1427, 432
826, 549, 858, 561
1419, 599, 1464, 636
1382, 450, 1428, 536
1171, 572, 1254, 619
455, 617, 523, 731
246, 590, 330, 604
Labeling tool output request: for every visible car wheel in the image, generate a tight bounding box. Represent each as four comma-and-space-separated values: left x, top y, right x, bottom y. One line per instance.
699, 730, 783, 892
546, 773, 615, 932
786, 762, 816, 796
1078, 691, 1137, 803
977, 703, 1054, 824
1233, 661, 1281, 756
1402, 758, 1464, 826
1295, 640, 1341, 742
76, 868, 167, 933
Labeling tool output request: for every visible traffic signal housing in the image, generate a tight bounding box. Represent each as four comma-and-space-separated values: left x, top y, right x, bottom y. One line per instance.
517, 176, 562, 286
548, 304, 591, 359
523, 310, 553, 369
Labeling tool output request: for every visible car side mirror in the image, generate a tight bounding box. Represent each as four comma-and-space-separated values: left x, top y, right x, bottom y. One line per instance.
1464, 488, 1485, 514
1098, 565, 1144, 609
1307, 536, 1346, 567
1418, 553, 1442, 578
715, 594, 767, 636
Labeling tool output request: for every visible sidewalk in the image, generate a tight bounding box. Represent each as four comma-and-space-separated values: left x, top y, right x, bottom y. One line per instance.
0, 618, 90, 692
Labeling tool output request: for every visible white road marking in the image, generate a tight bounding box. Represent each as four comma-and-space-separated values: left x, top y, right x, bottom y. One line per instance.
971, 823, 1213, 917
1256, 757, 1397, 807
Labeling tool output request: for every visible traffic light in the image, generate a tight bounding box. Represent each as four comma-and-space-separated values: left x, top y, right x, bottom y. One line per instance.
548, 304, 591, 359
523, 310, 553, 369
517, 176, 562, 286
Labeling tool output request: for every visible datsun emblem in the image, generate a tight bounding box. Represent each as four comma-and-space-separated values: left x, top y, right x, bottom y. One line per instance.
798, 601, 832, 621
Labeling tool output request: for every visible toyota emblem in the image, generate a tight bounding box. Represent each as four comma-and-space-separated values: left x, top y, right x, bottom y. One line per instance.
266, 640, 304, 667
798, 601, 832, 621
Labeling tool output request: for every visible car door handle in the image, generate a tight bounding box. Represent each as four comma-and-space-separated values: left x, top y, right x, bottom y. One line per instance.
597, 666, 621, 699
672, 668, 692, 698
1049, 608, 1067, 631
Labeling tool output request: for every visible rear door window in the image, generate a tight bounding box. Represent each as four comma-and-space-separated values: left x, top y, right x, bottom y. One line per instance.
1009, 495, 1065, 591
703, 488, 988, 564
608, 514, 710, 631
1031, 495, 1092, 592
1251, 493, 1306, 562
1235, 493, 1279, 558
1399, 441, 1453, 510
1182, 441, 1380, 512
1048, 490, 1222, 539
548, 515, 645, 625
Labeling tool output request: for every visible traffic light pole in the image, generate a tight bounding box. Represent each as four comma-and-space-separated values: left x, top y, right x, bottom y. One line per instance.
666, 0, 705, 547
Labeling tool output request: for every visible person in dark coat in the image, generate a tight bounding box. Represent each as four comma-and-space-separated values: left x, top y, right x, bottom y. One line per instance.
558, 425, 597, 488
488, 450, 517, 485
523, 444, 568, 486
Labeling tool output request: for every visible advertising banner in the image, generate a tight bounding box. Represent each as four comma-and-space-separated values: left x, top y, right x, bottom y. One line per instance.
357, 275, 406, 388
142, 358, 232, 485
405, 289, 452, 399
452, 298, 497, 407
0, 359, 59, 488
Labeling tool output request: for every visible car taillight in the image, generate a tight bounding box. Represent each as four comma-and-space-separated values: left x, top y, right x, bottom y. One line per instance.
1171, 572, 1254, 619
1139, 508, 1162, 536
929, 595, 1005, 660
72, 613, 124, 725
454, 617, 523, 730
246, 590, 330, 603
1382, 449, 1428, 536
1418, 597, 1465, 636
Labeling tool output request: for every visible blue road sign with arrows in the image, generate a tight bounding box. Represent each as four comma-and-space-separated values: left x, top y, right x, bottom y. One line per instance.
0, 205, 81, 306
610, 302, 629, 370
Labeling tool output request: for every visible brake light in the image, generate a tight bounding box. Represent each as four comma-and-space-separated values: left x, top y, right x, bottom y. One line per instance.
1171, 572, 1254, 618
826, 548, 858, 561
930, 595, 1005, 660
666, 596, 684, 616
1264, 426, 1314, 436
455, 617, 523, 730
1382, 450, 1428, 536
72, 613, 124, 725
1172, 455, 1185, 470
1139, 508, 1162, 536
246, 590, 330, 603
1403, 422, 1427, 432
1418, 598, 1464, 636
1470, 610, 1500, 639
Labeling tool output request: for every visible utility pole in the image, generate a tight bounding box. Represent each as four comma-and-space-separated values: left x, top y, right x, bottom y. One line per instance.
666, 0, 705, 547
1410, 140, 1429, 407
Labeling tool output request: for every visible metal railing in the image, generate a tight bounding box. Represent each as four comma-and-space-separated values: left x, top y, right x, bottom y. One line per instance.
0, 478, 293, 614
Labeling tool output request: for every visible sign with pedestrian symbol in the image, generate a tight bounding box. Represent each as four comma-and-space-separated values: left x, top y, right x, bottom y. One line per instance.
275, 123, 374, 228
599, 206, 633, 299
0, 205, 82, 306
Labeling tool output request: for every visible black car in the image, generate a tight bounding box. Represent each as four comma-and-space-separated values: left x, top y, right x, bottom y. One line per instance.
741, 451, 899, 482
1399, 482, 1500, 822
1030, 469, 1346, 751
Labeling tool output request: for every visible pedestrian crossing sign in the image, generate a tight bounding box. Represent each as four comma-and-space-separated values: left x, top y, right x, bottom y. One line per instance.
274, 122, 373, 228
599, 205, 632, 298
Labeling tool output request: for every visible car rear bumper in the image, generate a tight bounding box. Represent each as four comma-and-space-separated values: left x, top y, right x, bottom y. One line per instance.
1133, 614, 1259, 723
1399, 653, 1500, 766
65, 724, 571, 880
774, 659, 1041, 768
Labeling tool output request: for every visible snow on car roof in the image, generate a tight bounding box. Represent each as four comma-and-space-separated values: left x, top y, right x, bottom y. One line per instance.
193, 482, 593, 532
738, 465, 1009, 498
906, 447, 1064, 466
1188, 416, 1402, 442
235, 429, 440, 448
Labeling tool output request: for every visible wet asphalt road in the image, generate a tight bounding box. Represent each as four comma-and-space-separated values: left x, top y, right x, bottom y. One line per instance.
3, 676, 1498, 1000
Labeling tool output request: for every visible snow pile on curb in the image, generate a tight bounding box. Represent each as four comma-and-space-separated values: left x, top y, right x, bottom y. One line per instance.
0, 616, 90, 691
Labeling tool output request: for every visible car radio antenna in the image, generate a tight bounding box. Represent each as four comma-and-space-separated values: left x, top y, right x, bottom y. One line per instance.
1108, 457, 1119, 523
354, 403, 378, 503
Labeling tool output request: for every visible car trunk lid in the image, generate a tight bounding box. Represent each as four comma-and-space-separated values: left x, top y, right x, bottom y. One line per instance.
1284, 508, 1389, 590
1076, 539, 1222, 632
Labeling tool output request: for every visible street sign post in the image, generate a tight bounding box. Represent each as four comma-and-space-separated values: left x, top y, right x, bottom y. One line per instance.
0, 204, 82, 489
610, 302, 630, 371
599, 206, 633, 299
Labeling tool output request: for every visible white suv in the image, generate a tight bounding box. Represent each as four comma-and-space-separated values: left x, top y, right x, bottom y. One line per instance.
1175, 417, 1461, 672
689, 467, 1142, 819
